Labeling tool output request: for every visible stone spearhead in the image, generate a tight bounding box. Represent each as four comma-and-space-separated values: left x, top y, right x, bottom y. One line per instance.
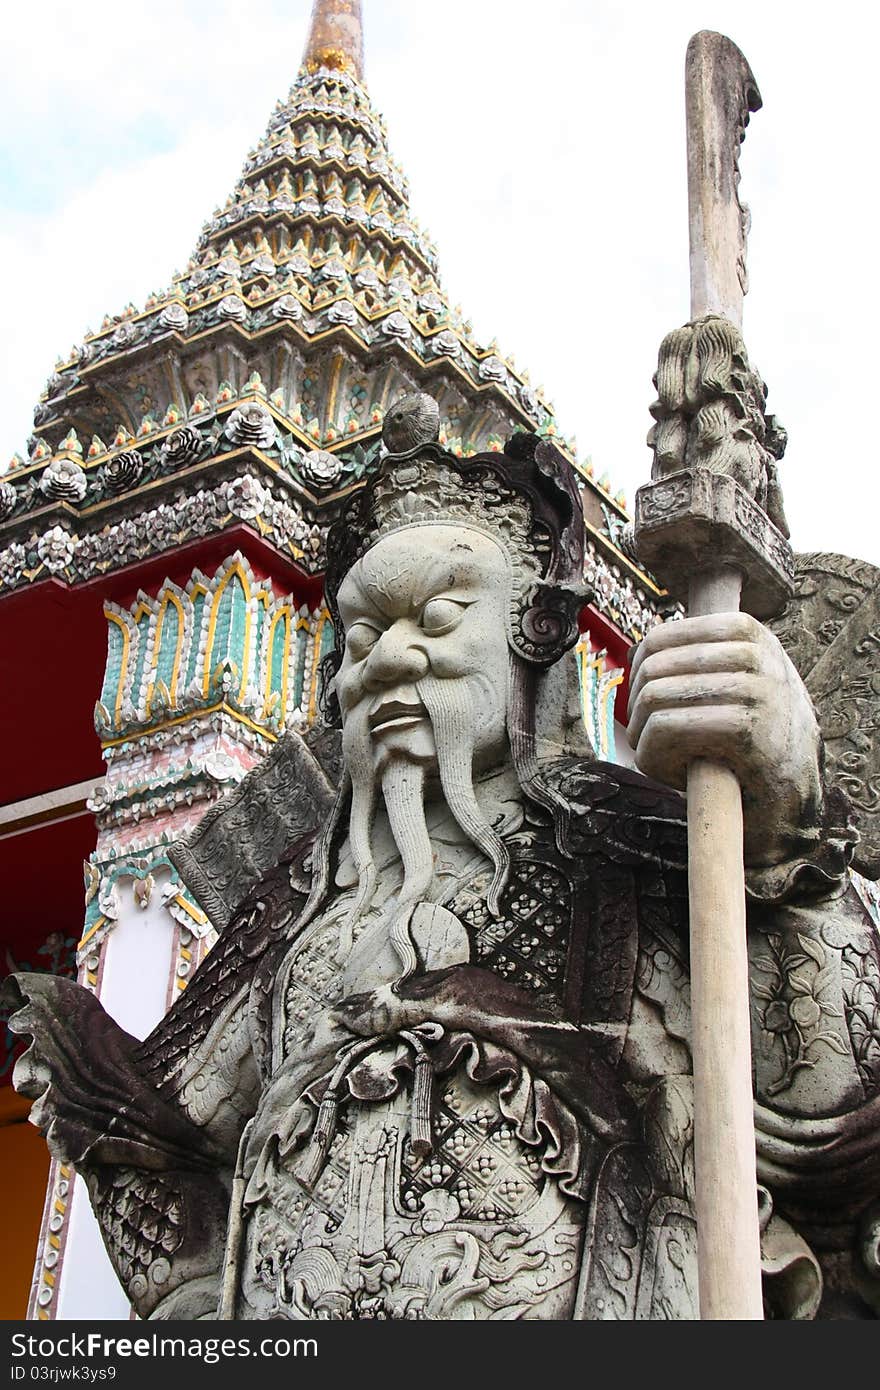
686, 31, 762, 327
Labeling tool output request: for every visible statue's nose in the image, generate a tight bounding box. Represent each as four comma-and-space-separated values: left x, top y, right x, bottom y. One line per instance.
362, 622, 429, 688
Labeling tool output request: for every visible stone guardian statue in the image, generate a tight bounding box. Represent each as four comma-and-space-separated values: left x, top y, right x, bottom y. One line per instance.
4, 395, 879, 1319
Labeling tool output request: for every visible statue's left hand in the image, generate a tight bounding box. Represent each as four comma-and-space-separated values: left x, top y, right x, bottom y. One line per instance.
331, 980, 441, 1039
628, 611, 824, 867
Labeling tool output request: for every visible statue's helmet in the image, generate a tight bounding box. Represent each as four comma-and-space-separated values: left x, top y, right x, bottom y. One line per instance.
321, 392, 590, 723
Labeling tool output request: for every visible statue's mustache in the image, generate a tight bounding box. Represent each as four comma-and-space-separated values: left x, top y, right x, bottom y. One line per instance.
351, 671, 498, 736
367, 690, 425, 732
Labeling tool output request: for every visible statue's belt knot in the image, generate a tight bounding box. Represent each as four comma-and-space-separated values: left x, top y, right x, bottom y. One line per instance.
299, 1023, 443, 1189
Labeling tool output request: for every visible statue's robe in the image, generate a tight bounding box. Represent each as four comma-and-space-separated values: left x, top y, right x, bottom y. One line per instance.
6, 761, 880, 1319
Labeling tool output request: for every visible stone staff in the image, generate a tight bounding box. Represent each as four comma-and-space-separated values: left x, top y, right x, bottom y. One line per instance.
634, 31, 795, 1319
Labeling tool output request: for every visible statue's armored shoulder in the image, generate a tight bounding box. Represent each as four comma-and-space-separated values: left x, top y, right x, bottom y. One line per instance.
536, 755, 689, 872
135, 833, 314, 1096
166, 725, 339, 931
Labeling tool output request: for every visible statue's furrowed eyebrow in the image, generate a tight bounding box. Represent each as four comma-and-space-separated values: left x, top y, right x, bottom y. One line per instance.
337, 571, 385, 625
341, 549, 490, 625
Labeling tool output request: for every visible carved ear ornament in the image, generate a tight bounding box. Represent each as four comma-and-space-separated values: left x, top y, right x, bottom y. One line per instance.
512, 578, 591, 667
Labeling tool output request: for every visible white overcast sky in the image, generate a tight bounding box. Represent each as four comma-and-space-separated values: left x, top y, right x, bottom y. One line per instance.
1, 0, 877, 564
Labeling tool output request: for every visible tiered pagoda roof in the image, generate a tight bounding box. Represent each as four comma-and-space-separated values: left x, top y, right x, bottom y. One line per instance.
0, 0, 666, 646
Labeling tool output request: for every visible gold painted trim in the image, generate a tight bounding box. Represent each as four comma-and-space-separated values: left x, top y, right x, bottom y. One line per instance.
77, 915, 107, 951
262, 605, 291, 722
100, 701, 278, 750
104, 609, 132, 724
247, 144, 401, 204
201, 560, 252, 697
324, 353, 344, 434
172, 894, 208, 926
582, 517, 664, 595
146, 590, 186, 715
603, 670, 625, 705
307, 610, 329, 720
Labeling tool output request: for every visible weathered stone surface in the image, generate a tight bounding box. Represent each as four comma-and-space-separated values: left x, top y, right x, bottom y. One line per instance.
168, 725, 340, 932
5, 414, 879, 1320
685, 31, 761, 325
647, 314, 789, 539
769, 553, 880, 879
634, 468, 793, 619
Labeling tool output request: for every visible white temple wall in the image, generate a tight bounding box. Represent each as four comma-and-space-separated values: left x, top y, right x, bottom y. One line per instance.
54, 1182, 132, 1321
613, 719, 636, 768
50, 875, 177, 1321
97, 873, 177, 1039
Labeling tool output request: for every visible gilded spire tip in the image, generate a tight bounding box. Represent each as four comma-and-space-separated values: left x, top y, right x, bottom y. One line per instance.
301, 0, 365, 83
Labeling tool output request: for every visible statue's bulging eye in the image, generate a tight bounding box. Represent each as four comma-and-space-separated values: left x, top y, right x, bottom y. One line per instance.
346, 620, 381, 659
420, 597, 467, 635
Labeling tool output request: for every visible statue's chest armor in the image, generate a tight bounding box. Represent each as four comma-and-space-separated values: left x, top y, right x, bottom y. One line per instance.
449, 856, 574, 1012
277, 904, 353, 1058
274, 842, 578, 1067
241, 1068, 583, 1321
241, 875, 585, 1320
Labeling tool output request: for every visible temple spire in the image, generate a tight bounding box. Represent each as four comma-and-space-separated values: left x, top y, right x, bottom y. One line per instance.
300, 0, 365, 84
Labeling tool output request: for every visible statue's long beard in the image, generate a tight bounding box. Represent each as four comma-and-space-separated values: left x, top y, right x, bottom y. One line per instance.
341, 672, 511, 979
340, 698, 378, 924
381, 759, 431, 980
417, 674, 510, 916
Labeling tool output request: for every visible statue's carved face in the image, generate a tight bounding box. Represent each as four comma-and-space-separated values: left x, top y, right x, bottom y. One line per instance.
335, 524, 511, 775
